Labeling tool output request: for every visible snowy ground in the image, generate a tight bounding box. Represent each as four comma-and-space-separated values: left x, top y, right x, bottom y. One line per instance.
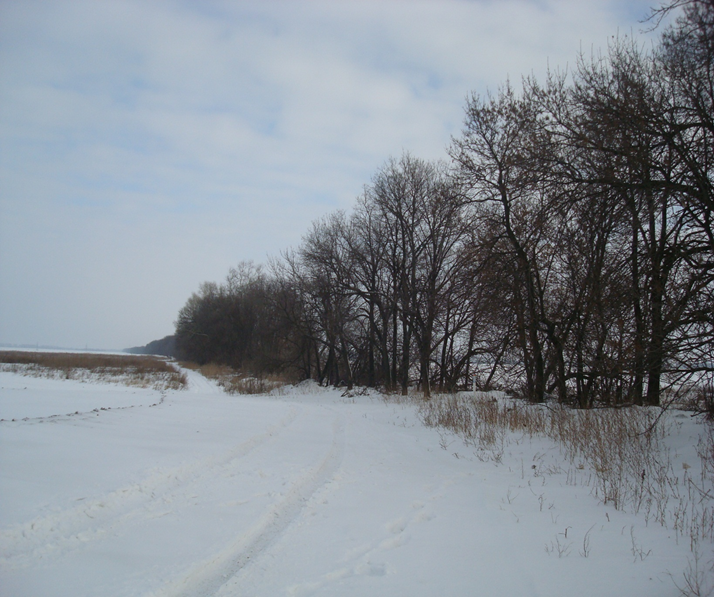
0, 366, 707, 596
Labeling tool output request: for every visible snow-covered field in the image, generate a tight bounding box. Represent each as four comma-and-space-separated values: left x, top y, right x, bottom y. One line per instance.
0, 366, 708, 596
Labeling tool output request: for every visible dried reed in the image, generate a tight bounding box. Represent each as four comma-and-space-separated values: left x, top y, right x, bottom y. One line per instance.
0, 351, 187, 391
419, 392, 714, 551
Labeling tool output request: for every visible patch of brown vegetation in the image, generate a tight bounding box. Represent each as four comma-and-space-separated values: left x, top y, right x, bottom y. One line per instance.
0, 351, 187, 391
419, 392, 714, 550
180, 361, 291, 395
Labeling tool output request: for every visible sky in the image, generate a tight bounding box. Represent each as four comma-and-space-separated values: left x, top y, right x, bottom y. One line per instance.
0, 0, 665, 350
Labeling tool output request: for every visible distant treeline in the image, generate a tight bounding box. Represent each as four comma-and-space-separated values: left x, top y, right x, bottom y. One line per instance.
126, 335, 177, 358
175, 1, 713, 406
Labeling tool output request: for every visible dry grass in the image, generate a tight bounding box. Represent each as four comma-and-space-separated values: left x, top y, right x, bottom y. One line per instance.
0, 351, 187, 391
419, 392, 714, 552
181, 361, 290, 395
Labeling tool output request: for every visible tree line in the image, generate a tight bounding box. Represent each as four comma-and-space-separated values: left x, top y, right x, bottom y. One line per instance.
176, 0, 713, 407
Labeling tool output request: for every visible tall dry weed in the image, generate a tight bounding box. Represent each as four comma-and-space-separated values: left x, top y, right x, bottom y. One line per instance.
419, 392, 714, 550
190, 362, 290, 395
0, 351, 187, 391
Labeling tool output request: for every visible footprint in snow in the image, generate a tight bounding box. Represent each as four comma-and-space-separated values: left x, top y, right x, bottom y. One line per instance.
386, 518, 407, 535
355, 561, 387, 577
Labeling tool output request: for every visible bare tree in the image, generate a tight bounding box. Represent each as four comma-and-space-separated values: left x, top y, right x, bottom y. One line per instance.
451, 84, 553, 402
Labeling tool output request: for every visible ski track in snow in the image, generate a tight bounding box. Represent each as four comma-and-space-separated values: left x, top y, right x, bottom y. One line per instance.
149, 413, 345, 597
0, 404, 301, 570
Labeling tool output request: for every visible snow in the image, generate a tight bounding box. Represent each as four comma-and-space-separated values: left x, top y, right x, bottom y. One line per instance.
0, 367, 709, 596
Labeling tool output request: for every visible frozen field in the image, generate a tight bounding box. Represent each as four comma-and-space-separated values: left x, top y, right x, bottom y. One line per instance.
0, 366, 708, 596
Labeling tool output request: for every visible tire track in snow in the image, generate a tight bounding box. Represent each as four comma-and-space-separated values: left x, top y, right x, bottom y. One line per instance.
285, 476, 458, 596
0, 405, 301, 570
182, 369, 223, 395
149, 412, 346, 597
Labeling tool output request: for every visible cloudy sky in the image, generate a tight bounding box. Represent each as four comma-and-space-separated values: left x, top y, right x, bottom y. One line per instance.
0, 0, 663, 350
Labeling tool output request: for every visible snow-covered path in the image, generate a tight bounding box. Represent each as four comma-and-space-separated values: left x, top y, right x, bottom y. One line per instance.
0, 369, 695, 596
